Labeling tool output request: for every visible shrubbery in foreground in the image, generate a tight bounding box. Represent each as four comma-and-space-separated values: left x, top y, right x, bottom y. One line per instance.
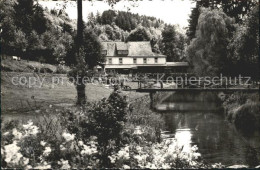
1, 92, 208, 169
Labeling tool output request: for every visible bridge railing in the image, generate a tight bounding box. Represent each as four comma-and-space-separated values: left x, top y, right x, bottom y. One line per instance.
132, 78, 258, 89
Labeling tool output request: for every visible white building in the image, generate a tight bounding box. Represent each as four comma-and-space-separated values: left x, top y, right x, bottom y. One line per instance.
101, 41, 188, 74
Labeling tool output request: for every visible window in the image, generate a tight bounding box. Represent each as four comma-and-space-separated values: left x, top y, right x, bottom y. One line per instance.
102, 50, 107, 55
143, 58, 147, 64
119, 58, 123, 64
155, 57, 158, 63
108, 58, 112, 64
118, 50, 128, 55
133, 58, 137, 64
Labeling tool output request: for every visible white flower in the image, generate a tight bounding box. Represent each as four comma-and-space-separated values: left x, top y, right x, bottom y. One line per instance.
40, 141, 46, 146
108, 155, 116, 164
133, 126, 143, 135
23, 157, 29, 165
4, 141, 22, 165
78, 141, 84, 146
12, 128, 22, 140
123, 164, 130, 169
58, 159, 71, 169
60, 145, 66, 151
136, 146, 142, 153
26, 165, 32, 169
134, 154, 143, 162
62, 132, 75, 142
81, 144, 97, 155
193, 152, 201, 159
43, 147, 51, 156
117, 146, 130, 160
23, 120, 39, 136
34, 161, 51, 169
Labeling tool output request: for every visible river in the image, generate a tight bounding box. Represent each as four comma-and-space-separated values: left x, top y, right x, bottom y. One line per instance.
157, 92, 260, 167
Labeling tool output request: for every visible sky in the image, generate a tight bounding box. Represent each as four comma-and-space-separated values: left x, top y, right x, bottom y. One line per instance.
39, 0, 196, 30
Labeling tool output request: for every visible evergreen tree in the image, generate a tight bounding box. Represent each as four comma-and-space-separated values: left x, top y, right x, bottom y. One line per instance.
161, 25, 178, 62
13, 0, 34, 35
32, 2, 48, 34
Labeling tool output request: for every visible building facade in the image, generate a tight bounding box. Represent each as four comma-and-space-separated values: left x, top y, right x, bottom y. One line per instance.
100, 41, 188, 74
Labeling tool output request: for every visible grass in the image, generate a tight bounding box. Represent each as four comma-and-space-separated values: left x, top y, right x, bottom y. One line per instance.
1, 71, 147, 122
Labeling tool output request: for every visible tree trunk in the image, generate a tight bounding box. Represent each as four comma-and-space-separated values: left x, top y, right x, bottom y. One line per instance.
76, 0, 86, 105
76, 77, 86, 105
77, 0, 83, 46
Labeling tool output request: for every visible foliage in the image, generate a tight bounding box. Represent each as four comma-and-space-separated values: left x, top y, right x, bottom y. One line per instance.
187, 0, 258, 42
0, 0, 75, 64
227, 5, 259, 79
109, 139, 205, 169
223, 92, 260, 136
161, 25, 178, 61
1, 118, 206, 169
98, 10, 163, 32
234, 102, 259, 135
1, 91, 209, 168
186, 8, 235, 76
126, 26, 151, 42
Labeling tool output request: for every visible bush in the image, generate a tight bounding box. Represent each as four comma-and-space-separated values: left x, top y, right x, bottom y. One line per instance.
1, 120, 205, 169
234, 102, 259, 135
1, 92, 208, 169
55, 65, 68, 74
59, 91, 128, 167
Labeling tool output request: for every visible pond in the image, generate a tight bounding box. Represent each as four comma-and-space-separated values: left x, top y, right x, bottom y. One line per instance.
157, 92, 260, 167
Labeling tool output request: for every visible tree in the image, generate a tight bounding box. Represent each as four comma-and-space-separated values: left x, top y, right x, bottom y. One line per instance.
0, 0, 17, 55
101, 10, 116, 25
126, 26, 151, 41
161, 25, 178, 62
75, 0, 86, 105
186, 6, 200, 42
227, 5, 259, 78
32, 2, 48, 34
13, 0, 34, 35
186, 0, 258, 43
186, 8, 235, 76
73, 0, 138, 105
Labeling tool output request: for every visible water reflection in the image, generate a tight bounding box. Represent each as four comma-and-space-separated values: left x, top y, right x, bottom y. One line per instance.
159, 105, 260, 167
175, 129, 192, 153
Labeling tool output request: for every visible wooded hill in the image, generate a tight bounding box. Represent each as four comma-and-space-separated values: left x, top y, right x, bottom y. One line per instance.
0, 0, 186, 65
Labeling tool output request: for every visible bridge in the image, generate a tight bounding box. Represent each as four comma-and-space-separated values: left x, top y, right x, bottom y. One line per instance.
125, 79, 259, 109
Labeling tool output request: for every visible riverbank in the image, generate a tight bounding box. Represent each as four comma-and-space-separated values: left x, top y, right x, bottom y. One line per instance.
221, 92, 260, 135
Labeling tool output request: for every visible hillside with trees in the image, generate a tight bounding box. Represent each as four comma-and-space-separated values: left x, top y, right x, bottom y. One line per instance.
0, 1, 187, 65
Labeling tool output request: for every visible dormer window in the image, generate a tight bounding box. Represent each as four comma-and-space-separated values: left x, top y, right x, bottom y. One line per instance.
102, 50, 107, 55
117, 50, 128, 55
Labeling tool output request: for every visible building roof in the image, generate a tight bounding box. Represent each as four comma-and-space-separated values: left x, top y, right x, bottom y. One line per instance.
101, 41, 166, 57
116, 42, 128, 51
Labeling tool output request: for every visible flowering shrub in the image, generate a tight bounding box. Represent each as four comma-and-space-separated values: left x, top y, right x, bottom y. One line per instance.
108, 138, 205, 169
1, 92, 218, 169
1, 120, 100, 169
